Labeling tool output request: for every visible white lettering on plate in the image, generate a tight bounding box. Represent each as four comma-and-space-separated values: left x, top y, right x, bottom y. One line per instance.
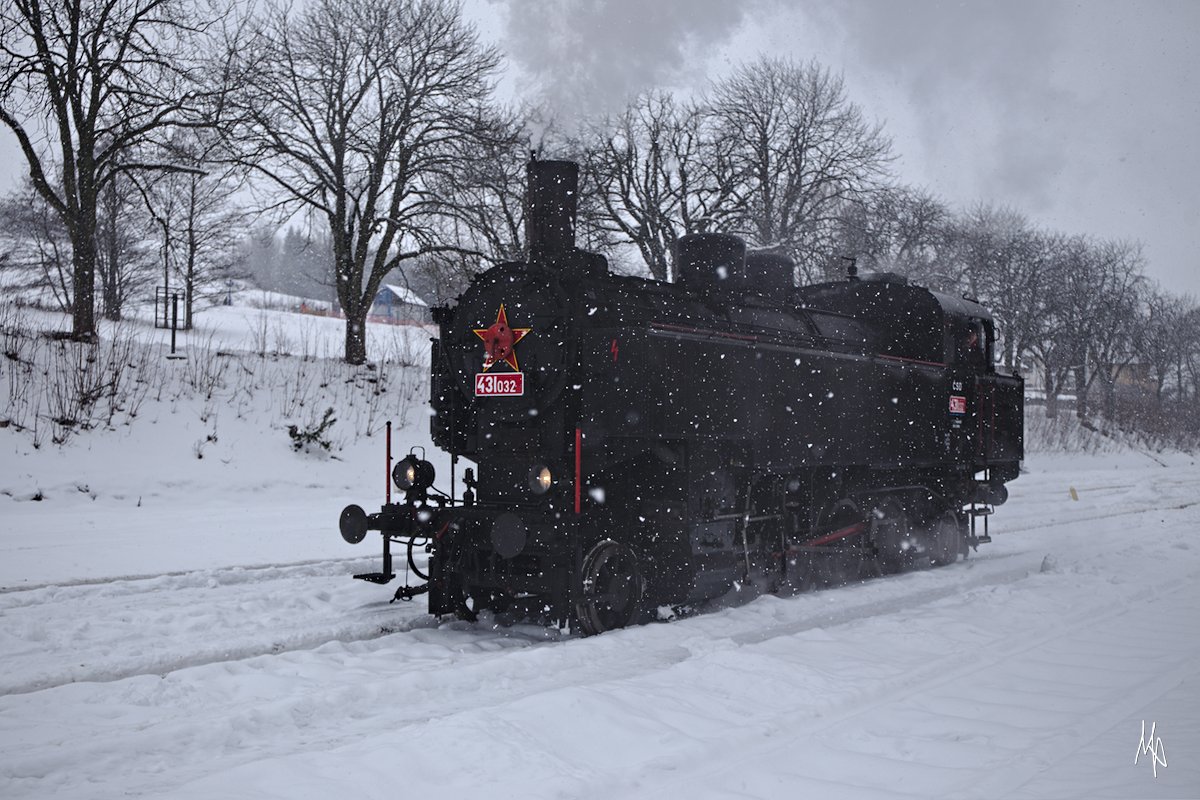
475, 372, 524, 397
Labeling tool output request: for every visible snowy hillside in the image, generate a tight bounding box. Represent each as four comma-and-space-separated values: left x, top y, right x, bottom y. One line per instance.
2, 301, 1198, 799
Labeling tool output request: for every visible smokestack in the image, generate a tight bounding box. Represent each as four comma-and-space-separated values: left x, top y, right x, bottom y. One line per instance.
526, 159, 578, 263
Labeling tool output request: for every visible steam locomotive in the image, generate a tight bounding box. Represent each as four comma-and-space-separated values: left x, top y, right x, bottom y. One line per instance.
338, 159, 1023, 635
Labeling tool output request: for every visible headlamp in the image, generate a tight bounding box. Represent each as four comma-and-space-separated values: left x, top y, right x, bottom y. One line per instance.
393, 455, 435, 493
528, 464, 552, 495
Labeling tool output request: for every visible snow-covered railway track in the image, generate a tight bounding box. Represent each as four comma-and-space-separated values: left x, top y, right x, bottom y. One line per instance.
0, 549, 1018, 699
0, 517, 1069, 699
0, 558, 434, 697
3, 477, 1195, 700
3, 463, 1199, 798
0, 555, 374, 597
6, 489, 1198, 799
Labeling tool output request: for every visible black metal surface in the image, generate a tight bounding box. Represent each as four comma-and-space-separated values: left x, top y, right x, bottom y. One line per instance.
354, 572, 395, 585
526, 159, 577, 263
489, 512, 528, 560
342, 157, 1024, 634
339, 504, 368, 544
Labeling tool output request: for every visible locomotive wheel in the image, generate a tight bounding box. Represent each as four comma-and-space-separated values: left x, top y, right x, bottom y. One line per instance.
781, 550, 819, 594
873, 498, 918, 573
575, 540, 644, 636
928, 511, 962, 567
847, 542, 883, 583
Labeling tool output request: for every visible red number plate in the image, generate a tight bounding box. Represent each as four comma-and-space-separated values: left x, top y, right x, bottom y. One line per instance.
949, 395, 967, 415
475, 372, 524, 397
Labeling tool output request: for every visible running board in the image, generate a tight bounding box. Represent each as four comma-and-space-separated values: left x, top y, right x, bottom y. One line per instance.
354, 572, 395, 584
355, 541, 395, 584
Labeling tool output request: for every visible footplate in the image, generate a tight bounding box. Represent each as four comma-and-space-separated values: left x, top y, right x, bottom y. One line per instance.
354, 572, 395, 584
354, 541, 395, 584
967, 503, 993, 548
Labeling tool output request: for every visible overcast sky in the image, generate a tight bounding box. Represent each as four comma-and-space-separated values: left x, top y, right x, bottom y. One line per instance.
2, 0, 1196, 295
475, 0, 1200, 296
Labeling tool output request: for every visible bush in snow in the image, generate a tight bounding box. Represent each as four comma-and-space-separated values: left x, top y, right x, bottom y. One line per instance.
287, 407, 337, 453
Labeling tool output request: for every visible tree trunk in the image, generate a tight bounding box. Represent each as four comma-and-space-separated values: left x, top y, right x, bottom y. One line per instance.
185, 186, 197, 329
185, 269, 195, 330
161, 218, 171, 312
102, 268, 120, 321
71, 224, 98, 341
1044, 363, 1058, 419
344, 310, 367, 365
1099, 367, 1116, 421
1074, 364, 1088, 420
185, 231, 196, 330
101, 219, 121, 321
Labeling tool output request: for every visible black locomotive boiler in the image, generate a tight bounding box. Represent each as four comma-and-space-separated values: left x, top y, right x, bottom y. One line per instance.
338, 159, 1023, 635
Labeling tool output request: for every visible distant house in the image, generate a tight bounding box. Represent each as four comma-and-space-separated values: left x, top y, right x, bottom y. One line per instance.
1108, 360, 1154, 391
371, 284, 431, 324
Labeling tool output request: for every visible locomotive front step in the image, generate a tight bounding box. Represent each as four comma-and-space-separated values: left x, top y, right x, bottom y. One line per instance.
354, 572, 395, 584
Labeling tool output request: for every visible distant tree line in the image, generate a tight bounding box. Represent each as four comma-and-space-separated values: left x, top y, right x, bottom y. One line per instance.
1, 0, 1196, 441
576, 75, 1199, 437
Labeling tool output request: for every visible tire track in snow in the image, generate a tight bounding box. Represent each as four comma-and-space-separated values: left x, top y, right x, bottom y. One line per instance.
1002, 499, 1200, 535
597, 563, 1199, 799
728, 559, 1038, 647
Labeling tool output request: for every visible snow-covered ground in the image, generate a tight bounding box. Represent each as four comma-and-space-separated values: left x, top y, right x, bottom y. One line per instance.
2, 302, 1198, 798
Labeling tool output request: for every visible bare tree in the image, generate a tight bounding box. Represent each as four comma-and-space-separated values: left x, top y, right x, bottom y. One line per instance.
1021, 234, 1145, 420
427, 106, 532, 267
582, 90, 737, 281
95, 171, 156, 319
222, 0, 502, 364
709, 58, 893, 283
1077, 239, 1144, 421
0, 0, 217, 340
142, 130, 245, 328
951, 206, 1054, 372
1135, 285, 1188, 416
1024, 234, 1087, 419
0, 180, 74, 310
832, 185, 954, 286
1182, 302, 1200, 410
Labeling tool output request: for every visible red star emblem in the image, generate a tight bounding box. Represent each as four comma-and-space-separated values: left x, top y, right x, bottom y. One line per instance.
472, 304, 531, 372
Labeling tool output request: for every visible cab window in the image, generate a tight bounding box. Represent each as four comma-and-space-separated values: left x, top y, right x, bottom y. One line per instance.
956, 319, 987, 366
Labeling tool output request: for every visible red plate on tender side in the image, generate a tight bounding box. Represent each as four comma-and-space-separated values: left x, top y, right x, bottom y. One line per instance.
475, 372, 525, 397
949, 395, 967, 415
